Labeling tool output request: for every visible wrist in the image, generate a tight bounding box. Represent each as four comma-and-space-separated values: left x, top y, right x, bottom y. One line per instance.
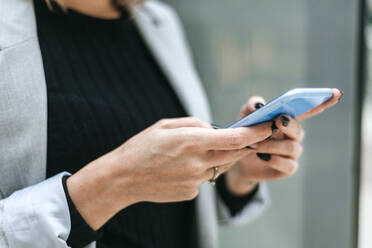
225, 166, 259, 196
66, 154, 136, 230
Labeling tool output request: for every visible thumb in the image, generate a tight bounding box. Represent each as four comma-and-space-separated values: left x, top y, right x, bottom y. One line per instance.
239, 96, 266, 119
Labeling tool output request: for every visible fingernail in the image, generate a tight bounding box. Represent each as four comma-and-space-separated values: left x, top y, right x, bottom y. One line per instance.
271, 121, 278, 134
338, 90, 344, 102
255, 103, 265, 110
281, 115, 290, 127
212, 124, 222, 129
257, 153, 271, 161
246, 144, 257, 149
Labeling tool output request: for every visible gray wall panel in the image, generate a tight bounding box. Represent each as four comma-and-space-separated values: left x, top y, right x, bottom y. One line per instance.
161, 0, 361, 247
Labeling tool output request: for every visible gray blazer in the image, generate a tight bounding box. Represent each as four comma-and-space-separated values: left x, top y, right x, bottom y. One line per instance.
0, 0, 270, 247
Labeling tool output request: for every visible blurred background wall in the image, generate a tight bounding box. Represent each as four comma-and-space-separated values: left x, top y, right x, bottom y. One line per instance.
161, 0, 363, 247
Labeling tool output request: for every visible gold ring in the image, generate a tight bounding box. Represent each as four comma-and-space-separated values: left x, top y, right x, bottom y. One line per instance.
209, 167, 220, 185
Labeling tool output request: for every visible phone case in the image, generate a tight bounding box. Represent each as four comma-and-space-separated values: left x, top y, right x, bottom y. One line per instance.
228, 88, 333, 128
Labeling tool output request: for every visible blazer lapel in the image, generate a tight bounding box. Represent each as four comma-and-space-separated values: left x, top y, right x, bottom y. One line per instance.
133, 3, 212, 123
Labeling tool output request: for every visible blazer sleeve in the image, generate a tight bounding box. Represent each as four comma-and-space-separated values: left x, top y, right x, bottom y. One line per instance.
0, 172, 72, 248
216, 182, 271, 226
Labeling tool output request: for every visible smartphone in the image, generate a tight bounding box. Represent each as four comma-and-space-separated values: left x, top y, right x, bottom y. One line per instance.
228, 88, 333, 128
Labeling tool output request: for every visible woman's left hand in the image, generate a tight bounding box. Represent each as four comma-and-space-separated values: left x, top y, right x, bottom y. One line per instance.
225, 111, 304, 195
225, 89, 342, 195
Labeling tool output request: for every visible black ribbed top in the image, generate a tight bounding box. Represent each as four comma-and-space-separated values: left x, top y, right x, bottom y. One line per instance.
34, 1, 196, 248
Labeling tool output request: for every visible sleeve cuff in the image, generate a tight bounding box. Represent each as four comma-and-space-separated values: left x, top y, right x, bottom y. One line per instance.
62, 175, 103, 247
216, 177, 271, 226
216, 174, 259, 216
1, 172, 71, 247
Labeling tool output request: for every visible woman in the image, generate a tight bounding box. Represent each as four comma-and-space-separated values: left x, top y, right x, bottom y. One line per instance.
0, 0, 342, 247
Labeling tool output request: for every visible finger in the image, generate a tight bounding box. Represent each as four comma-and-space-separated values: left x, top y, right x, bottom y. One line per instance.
263, 155, 298, 176
203, 148, 253, 168
176, 121, 273, 151
238, 158, 288, 181
218, 163, 235, 174
157, 117, 212, 129
297, 88, 343, 120
239, 96, 266, 119
255, 165, 288, 181
254, 139, 303, 159
274, 114, 305, 142
271, 130, 286, 140
202, 162, 234, 182
270, 122, 285, 140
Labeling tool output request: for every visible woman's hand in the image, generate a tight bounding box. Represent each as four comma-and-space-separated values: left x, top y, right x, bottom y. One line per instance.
110, 117, 273, 203
66, 117, 273, 230
225, 112, 304, 195
225, 89, 342, 195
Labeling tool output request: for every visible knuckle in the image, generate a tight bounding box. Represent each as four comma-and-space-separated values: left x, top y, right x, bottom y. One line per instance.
298, 145, 304, 156
286, 141, 296, 154
157, 118, 171, 127
187, 191, 199, 200
181, 140, 198, 152
298, 144, 304, 157
258, 125, 271, 138
184, 187, 199, 200
288, 161, 299, 176
227, 132, 244, 148
192, 189, 200, 199
267, 169, 283, 180
177, 130, 199, 152
186, 117, 209, 128
188, 116, 202, 123
295, 125, 303, 138
301, 130, 306, 140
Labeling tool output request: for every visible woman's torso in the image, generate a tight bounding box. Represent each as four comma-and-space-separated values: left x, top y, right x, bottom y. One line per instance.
34, 1, 196, 247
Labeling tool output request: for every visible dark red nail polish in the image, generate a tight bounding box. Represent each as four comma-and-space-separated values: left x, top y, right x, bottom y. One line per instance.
255, 103, 264, 110
257, 153, 271, 161
281, 115, 290, 127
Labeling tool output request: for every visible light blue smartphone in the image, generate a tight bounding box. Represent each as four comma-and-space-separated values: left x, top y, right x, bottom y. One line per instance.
228, 88, 333, 128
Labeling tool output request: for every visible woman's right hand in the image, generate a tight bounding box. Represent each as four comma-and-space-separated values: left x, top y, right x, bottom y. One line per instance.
66, 117, 273, 230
